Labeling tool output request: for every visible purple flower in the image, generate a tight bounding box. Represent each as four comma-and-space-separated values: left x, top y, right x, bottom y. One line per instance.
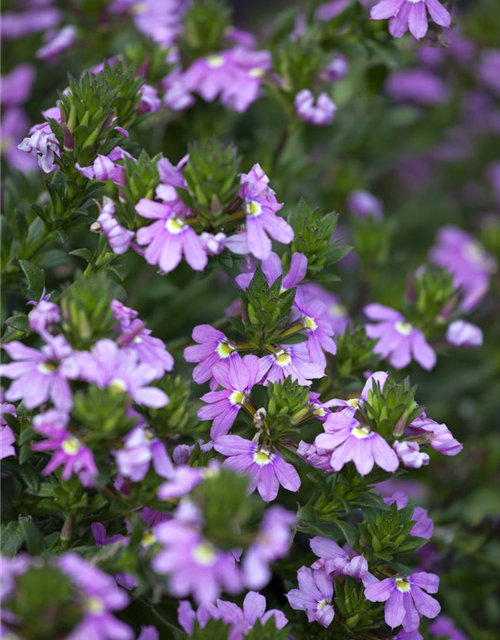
214, 435, 301, 502
1, 336, 77, 412
364, 572, 440, 631
299, 284, 350, 335
409, 416, 463, 456
1, 8, 61, 40
78, 339, 169, 408
347, 189, 383, 220
297, 440, 333, 471
322, 53, 349, 82
293, 290, 337, 367
36, 25, 76, 61
429, 615, 468, 640
200, 232, 227, 256
1, 425, 16, 460
18, 129, 59, 172
32, 410, 98, 486
93, 197, 134, 255
286, 567, 335, 627
152, 519, 242, 604
58, 552, 133, 640
1, 64, 35, 107
112, 300, 174, 376
295, 90, 337, 126
78, 147, 132, 186
114, 426, 174, 481
258, 342, 325, 386
122, 0, 187, 48
138, 627, 160, 640
446, 320, 483, 347
238, 164, 294, 260
139, 84, 161, 113
370, 0, 451, 40
184, 324, 239, 388
236, 250, 307, 291
479, 49, 500, 95
243, 505, 296, 589
384, 492, 434, 539
311, 537, 374, 585
1, 108, 39, 171
364, 303, 436, 370
198, 354, 259, 439
28, 292, 60, 335
158, 465, 205, 500
136, 198, 208, 273
393, 440, 429, 469
315, 412, 399, 476
430, 226, 496, 312
324, 371, 388, 416
386, 68, 449, 105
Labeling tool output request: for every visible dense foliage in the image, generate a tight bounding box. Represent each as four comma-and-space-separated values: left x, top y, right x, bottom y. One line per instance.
1, 1, 499, 639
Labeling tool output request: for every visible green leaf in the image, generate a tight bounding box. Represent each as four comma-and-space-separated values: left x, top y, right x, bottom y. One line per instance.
19, 519, 45, 555
18, 260, 45, 299
5, 314, 31, 334
69, 248, 95, 266
333, 518, 359, 548
0, 522, 24, 557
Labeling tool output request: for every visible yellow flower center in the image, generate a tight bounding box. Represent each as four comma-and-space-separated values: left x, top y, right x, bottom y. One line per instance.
166, 217, 185, 234
86, 597, 105, 614
274, 349, 291, 367
192, 542, 216, 566
229, 390, 245, 406
330, 303, 347, 318
313, 404, 326, 416
216, 340, 235, 358
134, 336, 143, 344
352, 426, 371, 439
37, 362, 57, 375
110, 378, 127, 393
303, 316, 318, 331
253, 447, 274, 466
395, 577, 411, 592
245, 199, 262, 216
62, 436, 81, 456
248, 68, 265, 78
317, 599, 329, 610
395, 321, 413, 336
346, 398, 360, 409
142, 532, 156, 548
206, 54, 225, 68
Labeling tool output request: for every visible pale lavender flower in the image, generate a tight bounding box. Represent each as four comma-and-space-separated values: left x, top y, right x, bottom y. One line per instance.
136, 198, 208, 273
409, 415, 463, 456
1, 336, 78, 412
258, 343, 325, 386
364, 303, 436, 370
239, 164, 294, 260
299, 284, 350, 335
1, 64, 35, 107
32, 410, 98, 486
58, 552, 133, 640
94, 197, 134, 255
213, 591, 288, 640
214, 435, 300, 502
393, 440, 429, 469
112, 300, 174, 376
297, 440, 333, 472
18, 129, 59, 172
310, 537, 373, 584
324, 371, 388, 417
198, 354, 259, 439
322, 53, 349, 82
236, 250, 306, 290
430, 226, 496, 312
158, 465, 205, 500
123, 0, 187, 48
1, 424, 16, 460
293, 291, 337, 367
184, 325, 238, 388
139, 85, 161, 113
479, 49, 500, 94
315, 412, 399, 476
384, 492, 434, 539
316, 0, 351, 21
370, 0, 451, 40
27, 293, 60, 335
114, 426, 174, 481
295, 90, 337, 126
386, 69, 449, 105
347, 189, 383, 220
1, 108, 39, 171
152, 519, 242, 604
1, 8, 61, 40
78, 147, 132, 186
286, 567, 334, 627
138, 626, 159, 640
36, 25, 76, 61
446, 320, 483, 347
429, 616, 468, 640
200, 232, 227, 256
243, 506, 296, 589
78, 339, 169, 408
365, 572, 440, 631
